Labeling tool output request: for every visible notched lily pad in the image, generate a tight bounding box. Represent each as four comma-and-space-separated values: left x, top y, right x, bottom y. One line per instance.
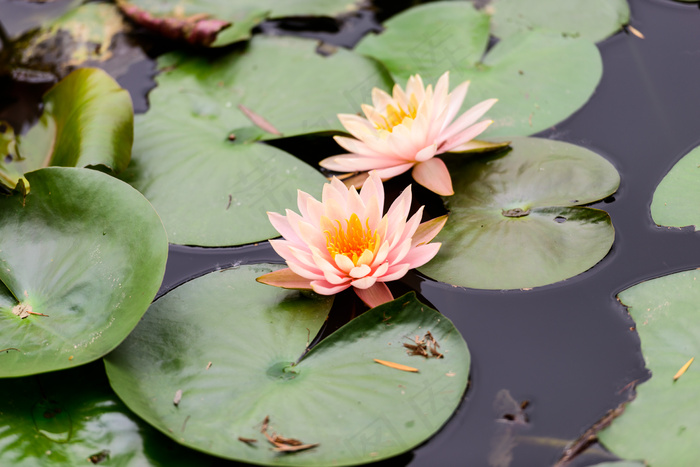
0, 362, 209, 465
650, 144, 700, 229
355, 2, 603, 137
0, 167, 168, 377
596, 270, 700, 465
419, 137, 619, 290
125, 35, 391, 246
116, 0, 362, 47
0, 67, 133, 190
105, 266, 469, 465
486, 0, 631, 42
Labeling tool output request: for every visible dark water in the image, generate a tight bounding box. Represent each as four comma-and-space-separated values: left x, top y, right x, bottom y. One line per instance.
2, 0, 700, 466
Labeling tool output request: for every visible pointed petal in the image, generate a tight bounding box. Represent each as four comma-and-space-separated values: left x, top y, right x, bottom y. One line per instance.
372, 163, 415, 180
267, 211, 302, 244
354, 282, 394, 308
401, 243, 442, 268
377, 263, 411, 282
334, 253, 355, 273
349, 264, 371, 278
412, 215, 448, 247
351, 275, 377, 289
412, 158, 454, 196
441, 119, 494, 152
441, 80, 470, 131
415, 143, 438, 162
256, 268, 313, 289
448, 139, 511, 153
439, 98, 498, 144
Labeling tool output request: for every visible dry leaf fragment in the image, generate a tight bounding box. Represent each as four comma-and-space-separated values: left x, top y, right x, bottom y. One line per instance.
628, 25, 645, 39
173, 389, 182, 406
673, 357, 694, 381
259, 416, 319, 453
373, 359, 419, 372
205, 361, 212, 370
238, 104, 281, 136
238, 436, 258, 445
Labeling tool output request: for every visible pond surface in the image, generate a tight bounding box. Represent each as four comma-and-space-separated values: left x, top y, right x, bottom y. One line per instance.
2, 0, 700, 465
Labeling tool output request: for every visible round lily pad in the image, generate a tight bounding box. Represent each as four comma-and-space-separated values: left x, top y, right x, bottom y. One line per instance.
650, 144, 700, 229
487, 0, 630, 43
125, 35, 392, 246
0, 68, 133, 190
0, 362, 209, 465
419, 137, 619, 290
355, 2, 602, 138
0, 167, 168, 377
105, 265, 469, 465
597, 270, 700, 465
117, 0, 362, 47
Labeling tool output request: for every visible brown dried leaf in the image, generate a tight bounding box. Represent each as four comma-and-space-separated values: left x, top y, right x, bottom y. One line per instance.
373, 358, 419, 372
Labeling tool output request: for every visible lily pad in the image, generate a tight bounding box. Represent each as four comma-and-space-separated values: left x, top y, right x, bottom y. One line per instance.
597, 270, 700, 464
0, 67, 133, 190
0, 362, 210, 465
125, 35, 391, 246
486, 0, 630, 43
355, 2, 602, 138
117, 0, 361, 47
650, 144, 700, 229
419, 137, 619, 290
0, 167, 168, 377
105, 266, 469, 465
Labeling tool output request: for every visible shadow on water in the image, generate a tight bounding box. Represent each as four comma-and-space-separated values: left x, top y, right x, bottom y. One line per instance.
2, 0, 700, 465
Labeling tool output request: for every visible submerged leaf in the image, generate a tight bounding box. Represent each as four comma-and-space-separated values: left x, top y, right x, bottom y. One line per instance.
105, 267, 469, 465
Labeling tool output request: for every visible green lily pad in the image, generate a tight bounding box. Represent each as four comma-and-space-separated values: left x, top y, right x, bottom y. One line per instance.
419, 137, 619, 290
355, 2, 602, 138
0, 68, 133, 190
0, 362, 213, 465
487, 0, 630, 42
597, 270, 700, 464
124, 35, 391, 246
0, 167, 168, 377
650, 144, 700, 229
117, 0, 361, 47
105, 266, 469, 465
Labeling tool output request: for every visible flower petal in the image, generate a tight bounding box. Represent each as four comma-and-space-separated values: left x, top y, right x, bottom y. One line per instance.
354, 282, 394, 308
402, 242, 442, 269
372, 163, 415, 180
412, 215, 448, 247
334, 253, 355, 273
349, 264, 371, 278
415, 143, 437, 162
351, 275, 377, 289
256, 268, 313, 290
377, 263, 410, 282
412, 158, 454, 196
311, 280, 351, 295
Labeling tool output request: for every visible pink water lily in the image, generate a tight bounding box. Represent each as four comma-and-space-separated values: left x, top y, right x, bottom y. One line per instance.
257, 172, 447, 308
319, 71, 498, 196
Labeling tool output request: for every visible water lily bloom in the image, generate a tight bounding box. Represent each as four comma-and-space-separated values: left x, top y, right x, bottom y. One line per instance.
319, 71, 498, 196
257, 171, 447, 308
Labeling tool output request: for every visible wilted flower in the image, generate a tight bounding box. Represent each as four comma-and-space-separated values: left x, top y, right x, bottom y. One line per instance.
319, 71, 498, 196
257, 172, 446, 308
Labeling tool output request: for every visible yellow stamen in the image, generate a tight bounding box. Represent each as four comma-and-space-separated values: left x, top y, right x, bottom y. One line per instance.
325, 213, 379, 265
374, 93, 419, 132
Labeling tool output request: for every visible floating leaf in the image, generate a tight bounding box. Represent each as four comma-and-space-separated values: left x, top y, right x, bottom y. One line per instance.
355, 2, 602, 137
597, 270, 700, 464
124, 35, 392, 246
0, 68, 133, 190
650, 144, 700, 229
487, 0, 630, 42
419, 137, 619, 290
117, 0, 362, 47
0, 167, 167, 377
105, 266, 469, 465
0, 362, 211, 465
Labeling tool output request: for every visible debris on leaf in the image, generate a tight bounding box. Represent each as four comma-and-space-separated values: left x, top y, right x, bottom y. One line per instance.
238, 104, 281, 136
373, 359, 419, 373
403, 331, 444, 359
0, 348, 20, 353
173, 389, 182, 406
259, 416, 319, 453
673, 357, 694, 382
11, 303, 48, 319
206, 361, 212, 370
238, 436, 258, 445
627, 25, 645, 39
88, 449, 110, 464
